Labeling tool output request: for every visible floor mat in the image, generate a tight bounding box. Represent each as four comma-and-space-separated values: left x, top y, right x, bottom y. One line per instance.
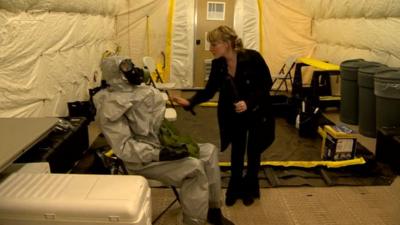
172, 107, 397, 187
74, 106, 397, 187
218, 160, 396, 188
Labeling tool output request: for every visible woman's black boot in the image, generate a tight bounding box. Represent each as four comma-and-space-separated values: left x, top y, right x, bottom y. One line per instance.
241, 175, 259, 206
225, 193, 239, 206
225, 178, 242, 206
241, 193, 254, 206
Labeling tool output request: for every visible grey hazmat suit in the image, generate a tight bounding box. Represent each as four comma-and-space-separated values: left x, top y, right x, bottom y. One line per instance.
93, 56, 222, 225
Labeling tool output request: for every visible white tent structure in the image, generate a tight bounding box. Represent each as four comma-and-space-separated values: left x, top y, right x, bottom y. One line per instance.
1, 0, 400, 117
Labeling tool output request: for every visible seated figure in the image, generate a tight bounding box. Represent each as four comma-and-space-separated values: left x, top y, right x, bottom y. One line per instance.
93, 56, 234, 225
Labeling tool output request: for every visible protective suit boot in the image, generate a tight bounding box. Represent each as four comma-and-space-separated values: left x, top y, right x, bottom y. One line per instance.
207, 208, 235, 225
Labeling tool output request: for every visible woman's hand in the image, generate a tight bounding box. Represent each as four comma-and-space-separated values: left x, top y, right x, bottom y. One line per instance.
234, 100, 247, 113
172, 96, 190, 107
172, 96, 196, 115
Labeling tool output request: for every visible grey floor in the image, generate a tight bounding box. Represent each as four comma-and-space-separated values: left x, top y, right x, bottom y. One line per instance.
88, 107, 400, 225
151, 178, 400, 225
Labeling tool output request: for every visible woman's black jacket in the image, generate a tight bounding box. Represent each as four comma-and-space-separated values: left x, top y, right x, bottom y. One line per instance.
188, 49, 275, 152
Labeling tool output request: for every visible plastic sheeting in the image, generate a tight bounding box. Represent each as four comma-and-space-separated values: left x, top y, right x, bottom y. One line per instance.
115, 0, 194, 88
0, 0, 118, 15
306, 0, 400, 67
0, 0, 118, 117
260, 0, 400, 85
2, 0, 400, 116
116, 0, 169, 69
115, 0, 400, 88
169, 0, 195, 88
261, 0, 315, 76
234, 0, 260, 51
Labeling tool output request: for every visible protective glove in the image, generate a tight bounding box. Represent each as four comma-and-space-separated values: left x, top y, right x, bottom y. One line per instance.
159, 147, 189, 161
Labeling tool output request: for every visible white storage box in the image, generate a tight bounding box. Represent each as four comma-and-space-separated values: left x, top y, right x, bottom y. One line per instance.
0, 173, 151, 225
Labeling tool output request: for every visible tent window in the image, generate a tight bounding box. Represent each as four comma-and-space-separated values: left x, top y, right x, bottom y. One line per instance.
207, 1, 225, 21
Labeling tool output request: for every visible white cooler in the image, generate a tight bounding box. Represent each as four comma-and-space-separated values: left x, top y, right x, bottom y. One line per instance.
0, 173, 151, 225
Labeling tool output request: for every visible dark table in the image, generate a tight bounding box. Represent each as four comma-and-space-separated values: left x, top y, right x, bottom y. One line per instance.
292, 57, 341, 108
0, 117, 58, 173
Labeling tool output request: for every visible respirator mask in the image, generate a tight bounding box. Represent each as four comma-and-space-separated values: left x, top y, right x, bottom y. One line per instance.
119, 59, 145, 85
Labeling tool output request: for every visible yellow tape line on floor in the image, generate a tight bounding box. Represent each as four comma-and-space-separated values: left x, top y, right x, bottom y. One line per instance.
218, 157, 366, 168
187, 101, 366, 169
167, 102, 217, 107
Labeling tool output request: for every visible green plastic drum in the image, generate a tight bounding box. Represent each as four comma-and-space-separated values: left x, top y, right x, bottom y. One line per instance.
374, 68, 400, 129
357, 64, 387, 137
339, 59, 371, 125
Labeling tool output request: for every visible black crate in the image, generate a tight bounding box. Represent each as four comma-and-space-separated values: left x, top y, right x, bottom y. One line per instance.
376, 127, 400, 174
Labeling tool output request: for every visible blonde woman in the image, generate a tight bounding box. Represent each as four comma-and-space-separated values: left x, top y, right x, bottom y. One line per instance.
173, 25, 275, 206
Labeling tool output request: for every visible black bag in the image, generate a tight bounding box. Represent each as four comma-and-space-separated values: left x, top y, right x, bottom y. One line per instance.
67, 101, 96, 123
298, 109, 320, 138
296, 98, 321, 138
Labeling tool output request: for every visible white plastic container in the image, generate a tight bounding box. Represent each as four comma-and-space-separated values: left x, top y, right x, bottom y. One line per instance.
0, 173, 151, 225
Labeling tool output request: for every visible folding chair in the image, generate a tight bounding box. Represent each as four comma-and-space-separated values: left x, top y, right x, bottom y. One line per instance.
97, 148, 180, 225
271, 55, 297, 95
142, 56, 175, 90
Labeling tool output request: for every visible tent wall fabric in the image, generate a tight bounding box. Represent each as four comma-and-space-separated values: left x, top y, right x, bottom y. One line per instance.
169, 0, 195, 88
261, 0, 315, 80
0, 0, 118, 117
0, 0, 118, 15
261, 0, 400, 84
115, 0, 169, 70
234, 0, 260, 51
115, 0, 194, 88
1, 0, 400, 117
306, 0, 400, 68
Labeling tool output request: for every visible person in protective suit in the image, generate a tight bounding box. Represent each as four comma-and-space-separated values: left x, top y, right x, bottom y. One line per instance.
93, 56, 234, 225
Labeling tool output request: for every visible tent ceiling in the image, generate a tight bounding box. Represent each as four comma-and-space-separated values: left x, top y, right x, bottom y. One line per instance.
1, 0, 399, 117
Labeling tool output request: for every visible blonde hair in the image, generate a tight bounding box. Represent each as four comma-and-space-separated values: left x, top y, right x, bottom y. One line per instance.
207, 25, 244, 52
